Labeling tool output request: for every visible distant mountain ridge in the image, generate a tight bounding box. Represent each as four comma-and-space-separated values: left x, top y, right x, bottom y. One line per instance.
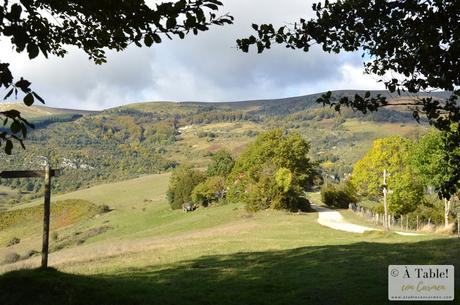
2, 90, 452, 116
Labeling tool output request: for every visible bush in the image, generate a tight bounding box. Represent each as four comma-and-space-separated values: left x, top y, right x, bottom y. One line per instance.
97, 204, 111, 214
3, 252, 20, 264
407, 199, 444, 225
321, 181, 357, 208
167, 165, 206, 209
6, 237, 20, 247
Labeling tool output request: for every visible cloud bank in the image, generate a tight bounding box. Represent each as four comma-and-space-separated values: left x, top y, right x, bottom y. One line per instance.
0, 0, 385, 110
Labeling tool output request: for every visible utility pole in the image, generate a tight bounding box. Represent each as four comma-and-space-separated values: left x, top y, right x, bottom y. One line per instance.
383, 169, 389, 231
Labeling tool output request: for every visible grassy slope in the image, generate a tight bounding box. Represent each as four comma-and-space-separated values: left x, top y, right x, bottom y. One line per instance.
0, 174, 458, 305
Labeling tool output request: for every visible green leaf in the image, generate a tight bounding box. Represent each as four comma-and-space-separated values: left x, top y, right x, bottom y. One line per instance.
23, 92, 34, 106
152, 34, 162, 43
27, 43, 39, 59
5, 140, 13, 155
10, 4, 22, 20
32, 92, 45, 104
10, 121, 21, 133
3, 88, 14, 100
144, 34, 153, 47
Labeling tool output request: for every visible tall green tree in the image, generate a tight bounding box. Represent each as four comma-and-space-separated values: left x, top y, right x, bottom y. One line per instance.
412, 126, 460, 227
237, 0, 460, 199
0, 0, 233, 154
228, 129, 313, 211
352, 136, 423, 215
167, 165, 205, 210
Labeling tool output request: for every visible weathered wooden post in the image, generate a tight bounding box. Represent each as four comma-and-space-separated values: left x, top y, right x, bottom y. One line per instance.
41, 165, 51, 269
0, 167, 60, 269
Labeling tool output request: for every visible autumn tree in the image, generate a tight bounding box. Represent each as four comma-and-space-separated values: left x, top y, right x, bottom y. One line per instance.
0, 0, 233, 154
351, 136, 423, 215
237, 0, 460, 199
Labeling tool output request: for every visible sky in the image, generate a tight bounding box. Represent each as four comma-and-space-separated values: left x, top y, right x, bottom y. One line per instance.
1, 0, 385, 110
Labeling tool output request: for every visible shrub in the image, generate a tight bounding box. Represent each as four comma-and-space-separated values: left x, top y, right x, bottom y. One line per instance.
3, 252, 20, 264
6, 237, 20, 247
407, 198, 444, 225
321, 181, 357, 209
97, 204, 111, 214
167, 165, 206, 209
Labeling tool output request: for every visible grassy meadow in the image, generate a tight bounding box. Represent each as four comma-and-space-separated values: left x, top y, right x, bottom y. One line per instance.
0, 173, 458, 304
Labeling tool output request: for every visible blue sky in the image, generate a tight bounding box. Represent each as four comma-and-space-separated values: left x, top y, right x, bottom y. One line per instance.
1, 0, 385, 110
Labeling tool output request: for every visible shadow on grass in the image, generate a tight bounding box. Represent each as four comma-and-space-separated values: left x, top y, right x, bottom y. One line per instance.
0, 238, 458, 305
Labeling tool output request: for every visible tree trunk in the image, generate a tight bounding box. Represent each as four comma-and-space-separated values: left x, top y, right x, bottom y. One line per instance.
444, 198, 451, 229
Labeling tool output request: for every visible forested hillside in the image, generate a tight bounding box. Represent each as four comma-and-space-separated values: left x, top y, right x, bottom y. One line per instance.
0, 90, 441, 206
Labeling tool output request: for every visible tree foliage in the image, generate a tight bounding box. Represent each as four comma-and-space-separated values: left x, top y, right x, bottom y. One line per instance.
412, 128, 458, 196
207, 149, 235, 177
237, 0, 460, 198
351, 136, 423, 215
0, 0, 233, 154
320, 181, 357, 209
166, 165, 205, 209
228, 129, 313, 211
191, 175, 225, 207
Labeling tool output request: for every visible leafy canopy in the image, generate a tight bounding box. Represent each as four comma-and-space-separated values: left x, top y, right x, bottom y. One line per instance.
0, 0, 233, 154
237, 0, 460, 198
351, 136, 424, 215
167, 165, 205, 210
191, 175, 226, 207
207, 149, 235, 177
228, 129, 313, 211
412, 125, 460, 199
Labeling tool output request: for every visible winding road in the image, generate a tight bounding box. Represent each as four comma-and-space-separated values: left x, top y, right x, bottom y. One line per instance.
311, 204, 421, 236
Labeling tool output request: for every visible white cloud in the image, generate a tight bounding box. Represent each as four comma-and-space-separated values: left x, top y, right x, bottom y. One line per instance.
0, 0, 382, 109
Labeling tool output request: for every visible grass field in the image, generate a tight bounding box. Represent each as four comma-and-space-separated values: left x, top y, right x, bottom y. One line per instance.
0, 174, 459, 305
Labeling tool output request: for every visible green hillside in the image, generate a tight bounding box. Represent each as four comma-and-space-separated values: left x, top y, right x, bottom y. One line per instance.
0, 173, 458, 305
0, 90, 438, 206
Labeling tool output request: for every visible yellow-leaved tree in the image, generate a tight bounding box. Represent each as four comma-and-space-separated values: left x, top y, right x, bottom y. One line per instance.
351, 136, 423, 215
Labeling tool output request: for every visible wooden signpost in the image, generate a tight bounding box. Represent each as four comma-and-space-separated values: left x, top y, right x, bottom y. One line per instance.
0, 167, 60, 269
